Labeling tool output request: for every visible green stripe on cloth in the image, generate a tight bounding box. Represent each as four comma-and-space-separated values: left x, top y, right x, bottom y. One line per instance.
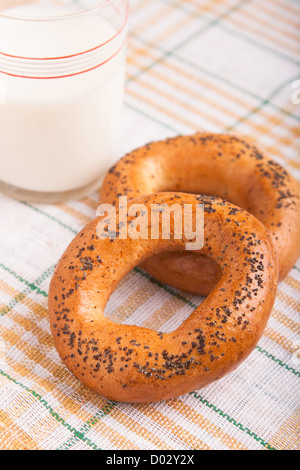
20, 202, 78, 235
6, 203, 299, 379
227, 74, 300, 131
127, 0, 252, 85
0, 368, 101, 450
0, 0, 298, 452
0, 263, 48, 299
135, 267, 300, 378
219, 23, 300, 66
129, 32, 300, 122
124, 100, 180, 133
1, 255, 297, 449
58, 400, 117, 450
190, 391, 276, 450
1, 262, 290, 451
255, 345, 300, 377
0, 264, 54, 316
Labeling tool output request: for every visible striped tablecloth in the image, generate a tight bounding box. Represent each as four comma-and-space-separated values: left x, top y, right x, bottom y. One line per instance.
0, 0, 299, 451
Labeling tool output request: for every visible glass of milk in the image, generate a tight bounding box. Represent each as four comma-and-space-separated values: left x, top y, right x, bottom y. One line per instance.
0, 0, 129, 202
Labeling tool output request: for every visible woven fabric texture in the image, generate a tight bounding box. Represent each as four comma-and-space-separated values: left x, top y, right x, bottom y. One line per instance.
0, 0, 299, 450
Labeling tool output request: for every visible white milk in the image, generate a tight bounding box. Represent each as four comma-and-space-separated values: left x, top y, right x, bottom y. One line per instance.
0, 3, 126, 195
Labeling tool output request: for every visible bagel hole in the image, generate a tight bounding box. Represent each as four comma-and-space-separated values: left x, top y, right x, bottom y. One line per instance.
103, 267, 206, 333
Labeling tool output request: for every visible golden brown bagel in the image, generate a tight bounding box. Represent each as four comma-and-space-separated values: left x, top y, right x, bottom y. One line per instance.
49, 193, 277, 403
100, 133, 300, 295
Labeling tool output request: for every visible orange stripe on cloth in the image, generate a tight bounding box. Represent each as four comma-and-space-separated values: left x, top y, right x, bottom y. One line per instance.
253, 2, 300, 31
127, 77, 300, 171
227, 16, 300, 57
133, 0, 235, 37
153, 14, 199, 45
142, 297, 188, 331
127, 84, 223, 131
0, 386, 64, 448
0, 408, 39, 450
188, 0, 242, 15
284, 276, 300, 293
132, 2, 180, 36
263, 144, 300, 172
168, 398, 249, 450
269, 408, 300, 450
276, 290, 300, 313
89, 417, 139, 450
128, 46, 300, 171
107, 279, 160, 324
126, 87, 201, 130
234, 128, 300, 172
55, 203, 91, 226
271, 309, 300, 336
107, 407, 171, 450
0, 323, 96, 418
127, 61, 243, 122
264, 326, 296, 354
0, 287, 118, 413
265, 0, 300, 18
127, 45, 248, 126
236, 7, 300, 44
0, 279, 48, 318
130, 0, 152, 15
127, 42, 254, 112
134, 403, 211, 450
79, 196, 99, 212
